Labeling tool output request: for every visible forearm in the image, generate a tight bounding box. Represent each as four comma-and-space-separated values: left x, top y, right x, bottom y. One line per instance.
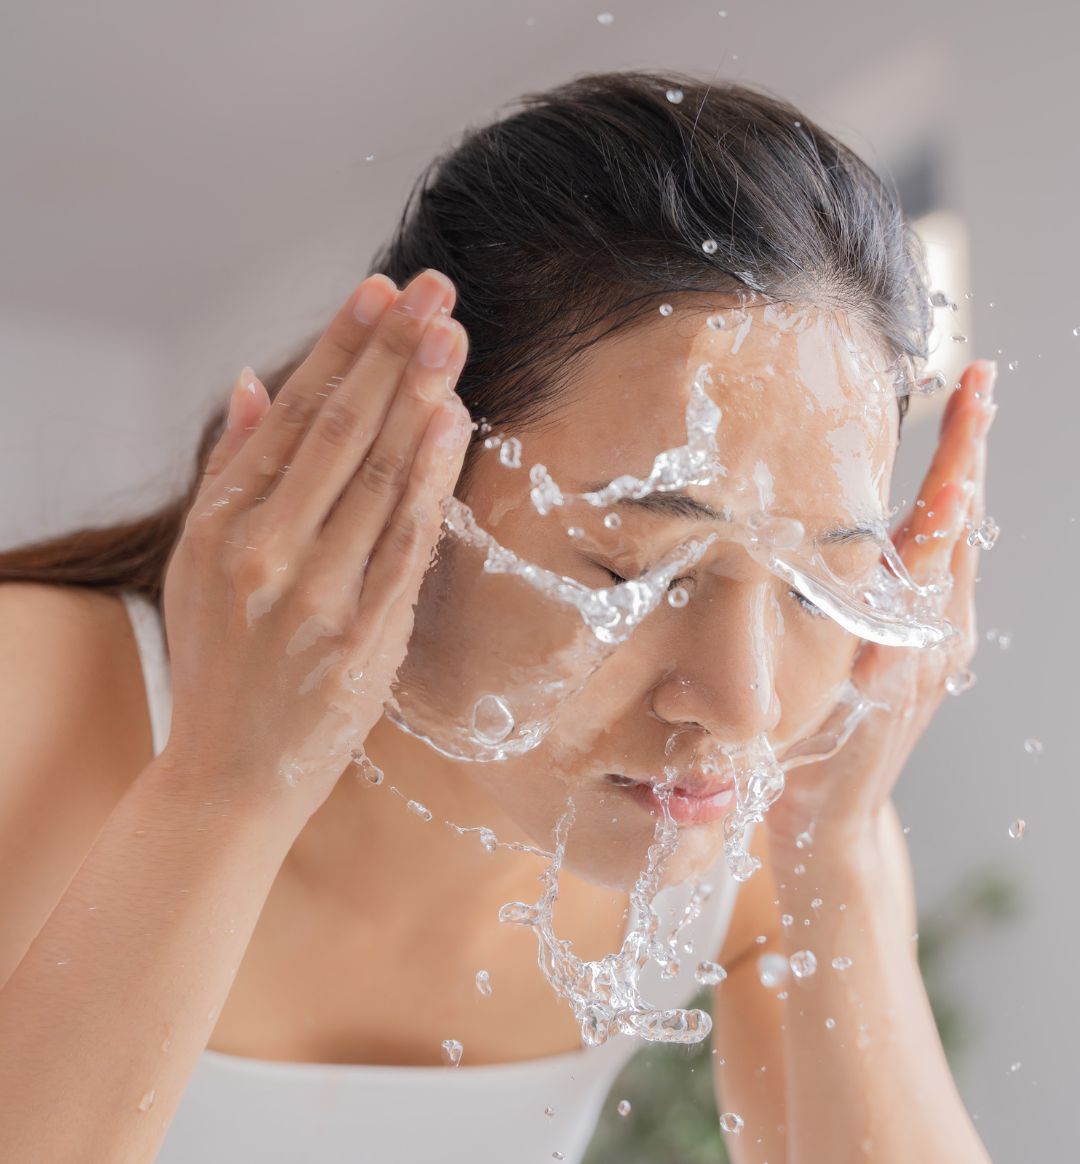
770, 827, 992, 1164
0, 753, 303, 1162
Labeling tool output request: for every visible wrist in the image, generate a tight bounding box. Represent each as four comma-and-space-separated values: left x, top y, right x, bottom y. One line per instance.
146, 748, 312, 848
766, 816, 884, 908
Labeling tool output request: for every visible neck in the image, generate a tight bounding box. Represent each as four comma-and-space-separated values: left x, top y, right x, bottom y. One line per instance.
282, 714, 555, 933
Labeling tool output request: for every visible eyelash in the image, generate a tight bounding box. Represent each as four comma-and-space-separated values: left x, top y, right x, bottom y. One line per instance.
596, 565, 828, 619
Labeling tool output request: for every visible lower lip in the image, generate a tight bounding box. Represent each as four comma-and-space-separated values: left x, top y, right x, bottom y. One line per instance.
616, 779, 736, 826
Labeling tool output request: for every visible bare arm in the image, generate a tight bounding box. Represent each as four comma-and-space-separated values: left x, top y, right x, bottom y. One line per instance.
710, 801, 946, 1164
769, 810, 990, 1164
0, 754, 303, 1162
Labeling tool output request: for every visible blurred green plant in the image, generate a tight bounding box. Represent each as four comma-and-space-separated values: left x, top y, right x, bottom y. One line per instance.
582, 864, 1022, 1164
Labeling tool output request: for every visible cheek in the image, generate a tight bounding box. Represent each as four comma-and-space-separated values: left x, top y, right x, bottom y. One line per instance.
774, 624, 861, 737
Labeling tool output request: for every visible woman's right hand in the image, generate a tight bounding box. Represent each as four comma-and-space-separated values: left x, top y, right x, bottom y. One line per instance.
159, 269, 473, 821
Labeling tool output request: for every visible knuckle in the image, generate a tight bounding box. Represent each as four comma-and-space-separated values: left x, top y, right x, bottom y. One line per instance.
228, 551, 275, 596
317, 395, 366, 450
385, 504, 435, 562
358, 446, 410, 495
375, 319, 422, 363
273, 392, 321, 435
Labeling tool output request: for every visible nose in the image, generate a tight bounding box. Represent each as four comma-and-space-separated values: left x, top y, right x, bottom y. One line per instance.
648, 580, 782, 743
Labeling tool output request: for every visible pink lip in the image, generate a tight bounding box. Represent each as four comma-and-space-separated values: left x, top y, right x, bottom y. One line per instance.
616, 778, 736, 826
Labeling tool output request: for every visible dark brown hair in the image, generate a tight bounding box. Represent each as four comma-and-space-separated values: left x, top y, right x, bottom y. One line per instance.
0, 70, 929, 606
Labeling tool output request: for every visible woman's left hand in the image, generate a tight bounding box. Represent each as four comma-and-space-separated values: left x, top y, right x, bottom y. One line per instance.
763, 358, 998, 852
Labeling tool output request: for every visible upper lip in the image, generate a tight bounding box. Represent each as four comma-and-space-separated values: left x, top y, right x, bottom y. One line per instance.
615, 769, 736, 799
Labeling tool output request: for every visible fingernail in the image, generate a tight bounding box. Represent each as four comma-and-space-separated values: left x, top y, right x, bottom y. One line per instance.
978, 359, 997, 404
354, 277, 393, 325
432, 399, 472, 447
227, 367, 259, 430
400, 270, 451, 320
418, 319, 458, 368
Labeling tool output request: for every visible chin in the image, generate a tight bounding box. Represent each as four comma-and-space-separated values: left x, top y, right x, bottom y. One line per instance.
559, 807, 729, 892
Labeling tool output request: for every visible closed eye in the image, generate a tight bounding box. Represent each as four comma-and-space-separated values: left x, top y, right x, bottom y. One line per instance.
595, 563, 828, 618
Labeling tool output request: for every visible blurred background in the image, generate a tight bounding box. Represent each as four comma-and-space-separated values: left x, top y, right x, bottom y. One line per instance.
1, 1, 1074, 1158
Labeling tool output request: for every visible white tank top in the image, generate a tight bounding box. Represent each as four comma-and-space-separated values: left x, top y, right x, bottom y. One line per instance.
119, 590, 749, 1164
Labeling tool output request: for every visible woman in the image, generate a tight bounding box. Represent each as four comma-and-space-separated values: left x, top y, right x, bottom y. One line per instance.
0, 71, 994, 1162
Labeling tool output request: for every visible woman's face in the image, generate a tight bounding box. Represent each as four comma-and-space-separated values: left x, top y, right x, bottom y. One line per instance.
391, 300, 901, 890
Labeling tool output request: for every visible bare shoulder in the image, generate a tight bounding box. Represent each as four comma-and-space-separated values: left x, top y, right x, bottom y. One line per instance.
714, 824, 780, 970
0, 581, 152, 768
0, 582, 154, 984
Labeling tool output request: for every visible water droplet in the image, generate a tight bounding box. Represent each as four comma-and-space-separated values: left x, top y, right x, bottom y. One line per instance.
137, 1090, 156, 1112
967, 516, 1000, 550
1023, 738, 1043, 757
596, 10, 614, 23
479, 827, 498, 854
702, 238, 718, 254
483, 434, 502, 450
364, 153, 375, 162
810, 897, 823, 909
952, 334, 969, 344
441, 1038, 463, 1066
544, 1106, 556, 1118
793, 863, 806, 876
617, 1099, 632, 1116
664, 87, 684, 105
351, 750, 384, 785
695, 960, 728, 986
566, 526, 584, 539
825, 1017, 837, 1030
475, 969, 493, 997
1008, 360, 1019, 371
730, 851, 762, 882
552, 1154, 566, 1161
915, 370, 948, 395
794, 830, 813, 849
499, 436, 522, 469
945, 668, 977, 696
719, 1111, 744, 1134
406, 799, 432, 822
499, 901, 539, 926
1072, 327, 1080, 336
1010, 1061, 1022, 1073
793, 119, 802, 128
986, 627, 1012, 650
929, 290, 952, 308
1008, 818, 1026, 840
831, 955, 853, 971
789, 949, 818, 978
279, 757, 305, 787
781, 913, 793, 927
757, 952, 789, 988
603, 512, 621, 530
706, 313, 726, 330
667, 586, 690, 608
471, 693, 515, 745
659, 302, 674, 316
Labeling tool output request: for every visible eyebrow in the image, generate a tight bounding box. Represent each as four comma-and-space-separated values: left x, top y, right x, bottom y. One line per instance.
580, 484, 882, 546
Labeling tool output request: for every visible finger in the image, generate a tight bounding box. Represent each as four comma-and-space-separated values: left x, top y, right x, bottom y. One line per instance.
948, 381, 994, 631
893, 362, 995, 552
192, 367, 272, 514
904, 480, 967, 586
204, 272, 447, 519
260, 269, 458, 535
317, 322, 470, 588
351, 396, 473, 629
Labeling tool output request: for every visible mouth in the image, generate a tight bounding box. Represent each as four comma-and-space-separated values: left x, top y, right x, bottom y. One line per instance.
604, 772, 736, 826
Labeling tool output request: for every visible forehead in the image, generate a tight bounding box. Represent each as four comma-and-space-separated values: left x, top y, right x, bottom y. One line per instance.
525, 300, 901, 525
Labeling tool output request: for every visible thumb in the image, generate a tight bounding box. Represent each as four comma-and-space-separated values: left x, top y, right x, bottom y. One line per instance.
197, 367, 270, 496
